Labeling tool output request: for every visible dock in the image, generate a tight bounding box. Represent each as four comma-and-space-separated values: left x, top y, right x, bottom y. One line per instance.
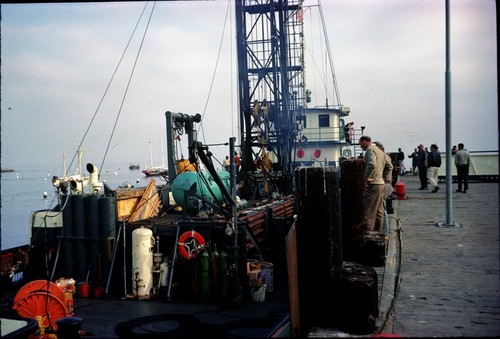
379, 174, 499, 337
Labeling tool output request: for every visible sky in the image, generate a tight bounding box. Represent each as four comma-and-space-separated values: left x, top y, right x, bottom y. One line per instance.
1, 0, 498, 174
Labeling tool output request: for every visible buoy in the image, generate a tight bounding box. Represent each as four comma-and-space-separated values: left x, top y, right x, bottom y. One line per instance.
43, 192, 48, 199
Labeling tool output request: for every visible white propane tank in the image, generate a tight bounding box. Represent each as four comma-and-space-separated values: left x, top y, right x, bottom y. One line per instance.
132, 227, 154, 299
160, 261, 169, 287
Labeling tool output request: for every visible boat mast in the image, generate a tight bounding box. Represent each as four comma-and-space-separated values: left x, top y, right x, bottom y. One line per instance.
149, 141, 154, 168
160, 134, 166, 168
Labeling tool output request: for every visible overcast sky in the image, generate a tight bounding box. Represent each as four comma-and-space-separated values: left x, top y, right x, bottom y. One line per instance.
1, 0, 497, 174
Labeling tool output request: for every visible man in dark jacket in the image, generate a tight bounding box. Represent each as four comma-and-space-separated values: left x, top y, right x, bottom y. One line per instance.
427, 144, 442, 193
397, 148, 405, 175
417, 144, 428, 190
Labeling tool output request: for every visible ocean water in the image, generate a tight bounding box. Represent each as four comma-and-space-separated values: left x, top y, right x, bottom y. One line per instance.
1, 163, 158, 250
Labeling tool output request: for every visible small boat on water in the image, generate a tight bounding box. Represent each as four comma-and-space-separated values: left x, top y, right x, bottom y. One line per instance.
141, 166, 168, 177
128, 163, 140, 170
142, 139, 168, 177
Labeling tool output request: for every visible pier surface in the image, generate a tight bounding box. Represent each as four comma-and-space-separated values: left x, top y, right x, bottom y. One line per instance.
382, 174, 499, 337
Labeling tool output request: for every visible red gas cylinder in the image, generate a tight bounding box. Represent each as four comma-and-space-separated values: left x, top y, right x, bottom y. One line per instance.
395, 182, 407, 200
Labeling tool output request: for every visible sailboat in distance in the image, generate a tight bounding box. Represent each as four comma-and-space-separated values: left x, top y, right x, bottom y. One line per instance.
142, 139, 168, 177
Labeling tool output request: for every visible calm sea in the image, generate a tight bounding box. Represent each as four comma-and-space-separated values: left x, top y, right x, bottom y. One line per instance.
1, 162, 155, 250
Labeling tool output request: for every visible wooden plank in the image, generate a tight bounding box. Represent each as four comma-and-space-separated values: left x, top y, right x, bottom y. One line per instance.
116, 187, 147, 199
128, 180, 160, 222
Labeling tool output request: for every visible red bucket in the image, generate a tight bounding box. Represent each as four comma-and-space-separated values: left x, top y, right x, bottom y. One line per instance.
395, 182, 407, 200
76, 282, 90, 298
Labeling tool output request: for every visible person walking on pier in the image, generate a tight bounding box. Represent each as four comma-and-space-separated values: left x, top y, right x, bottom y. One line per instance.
427, 144, 442, 193
417, 144, 428, 190
455, 143, 471, 193
359, 136, 388, 235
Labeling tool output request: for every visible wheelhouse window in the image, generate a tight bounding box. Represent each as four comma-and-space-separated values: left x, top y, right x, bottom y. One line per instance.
318, 114, 330, 128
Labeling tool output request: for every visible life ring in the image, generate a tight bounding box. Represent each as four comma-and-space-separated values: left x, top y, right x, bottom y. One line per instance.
343, 149, 352, 158
177, 230, 206, 260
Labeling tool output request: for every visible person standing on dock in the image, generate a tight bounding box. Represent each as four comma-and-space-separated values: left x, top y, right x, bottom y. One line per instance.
373, 141, 394, 238
408, 147, 419, 175
397, 148, 405, 175
359, 136, 387, 235
417, 144, 428, 190
427, 144, 442, 193
455, 143, 471, 193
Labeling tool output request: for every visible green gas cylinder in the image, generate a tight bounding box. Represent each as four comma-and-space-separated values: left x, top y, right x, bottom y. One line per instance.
219, 249, 229, 303
200, 248, 210, 302
211, 244, 220, 301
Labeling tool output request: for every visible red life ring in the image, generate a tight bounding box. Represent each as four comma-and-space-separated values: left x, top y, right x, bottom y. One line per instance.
177, 230, 206, 260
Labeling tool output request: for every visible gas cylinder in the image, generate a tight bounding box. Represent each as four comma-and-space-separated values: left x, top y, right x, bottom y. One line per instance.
131, 227, 154, 299
219, 249, 228, 302
160, 261, 169, 287
200, 248, 210, 302
211, 244, 220, 301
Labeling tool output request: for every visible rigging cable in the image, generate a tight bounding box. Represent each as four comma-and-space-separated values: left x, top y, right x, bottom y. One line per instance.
99, 1, 157, 174
197, 0, 232, 148
62, 2, 152, 178
317, 0, 342, 107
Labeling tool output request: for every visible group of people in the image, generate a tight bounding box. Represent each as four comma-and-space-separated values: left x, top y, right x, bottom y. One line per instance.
359, 137, 472, 241
223, 152, 241, 172
410, 142, 471, 194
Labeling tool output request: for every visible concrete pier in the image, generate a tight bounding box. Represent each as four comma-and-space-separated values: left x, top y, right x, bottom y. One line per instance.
382, 174, 499, 337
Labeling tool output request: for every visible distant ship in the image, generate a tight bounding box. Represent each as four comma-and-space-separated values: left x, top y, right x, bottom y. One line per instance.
1, 167, 15, 172
141, 166, 168, 177
128, 162, 140, 170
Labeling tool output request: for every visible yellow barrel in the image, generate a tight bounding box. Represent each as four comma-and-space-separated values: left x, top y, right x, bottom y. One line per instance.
176, 158, 196, 174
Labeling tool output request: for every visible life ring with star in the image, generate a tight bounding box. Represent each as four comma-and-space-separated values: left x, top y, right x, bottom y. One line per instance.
177, 230, 206, 260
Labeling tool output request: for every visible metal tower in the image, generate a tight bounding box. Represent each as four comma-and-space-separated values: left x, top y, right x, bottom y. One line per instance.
235, 0, 305, 198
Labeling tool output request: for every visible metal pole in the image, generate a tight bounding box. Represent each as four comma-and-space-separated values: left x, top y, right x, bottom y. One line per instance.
438, 0, 460, 227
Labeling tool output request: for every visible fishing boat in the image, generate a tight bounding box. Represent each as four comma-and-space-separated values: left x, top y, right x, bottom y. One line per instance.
1, 167, 15, 173
0, 2, 397, 338
142, 140, 168, 177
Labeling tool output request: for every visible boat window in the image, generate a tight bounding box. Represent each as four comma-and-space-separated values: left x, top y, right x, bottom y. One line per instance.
318, 114, 330, 128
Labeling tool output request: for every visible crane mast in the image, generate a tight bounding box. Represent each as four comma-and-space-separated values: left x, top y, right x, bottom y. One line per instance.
235, 0, 305, 198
